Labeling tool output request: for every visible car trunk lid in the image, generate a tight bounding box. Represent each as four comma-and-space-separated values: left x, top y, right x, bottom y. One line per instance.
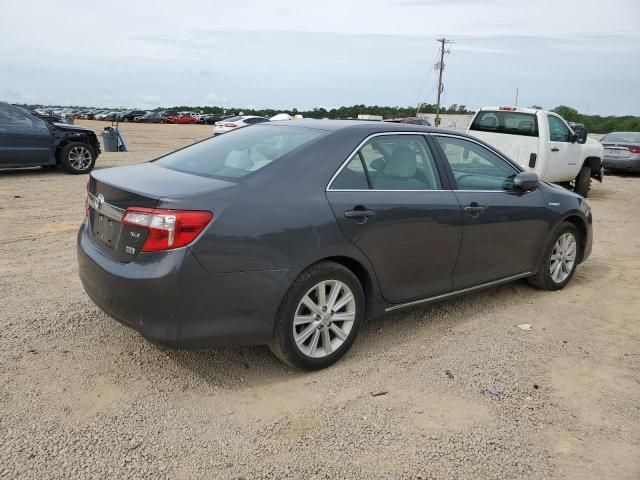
87, 162, 233, 262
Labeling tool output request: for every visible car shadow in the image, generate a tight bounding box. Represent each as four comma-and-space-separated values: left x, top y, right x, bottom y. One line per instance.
158, 279, 552, 389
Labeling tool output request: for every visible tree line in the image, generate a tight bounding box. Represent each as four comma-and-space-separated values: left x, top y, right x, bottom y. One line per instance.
551, 106, 640, 134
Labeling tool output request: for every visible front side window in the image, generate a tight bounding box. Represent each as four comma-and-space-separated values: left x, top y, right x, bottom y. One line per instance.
155, 125, 326, 179
330, 135, 442, 190
470, 111, 538, 137
436, 136, 518, 191
547, 115, 572, 142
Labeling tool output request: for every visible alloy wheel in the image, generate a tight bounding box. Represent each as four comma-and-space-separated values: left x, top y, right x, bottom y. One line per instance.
68, 146, 92, 171
292, 280, 356, 358
549, 232, 577, 283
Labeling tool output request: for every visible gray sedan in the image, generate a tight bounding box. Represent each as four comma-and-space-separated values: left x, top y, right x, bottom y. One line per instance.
77, 120, 592, 370
601, 132, 640, 173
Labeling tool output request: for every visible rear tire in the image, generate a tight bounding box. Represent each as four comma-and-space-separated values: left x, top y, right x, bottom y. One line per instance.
528, 222, 580, 291
59, 142, 96, 174
574, 166, 591, 197
270, 262, 364, 370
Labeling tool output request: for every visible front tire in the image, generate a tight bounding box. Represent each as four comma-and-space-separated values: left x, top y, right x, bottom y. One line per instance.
59, 142, 96, 174
270, 262, 365, 370
574, 166, 591, 197
528, 222, 580, 291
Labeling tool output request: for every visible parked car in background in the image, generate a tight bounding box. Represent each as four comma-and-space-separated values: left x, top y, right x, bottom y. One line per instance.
271, 113, 292, 121
385, 117, 432, 126
467, 107, 603, 197
116, 110, 145, 122
600, 132, 640, 173
0, 102, 100, 173
171, 114, 198, 124
134, 112, 167, 123
78, 120, 592, 370
212, 115, 270, 135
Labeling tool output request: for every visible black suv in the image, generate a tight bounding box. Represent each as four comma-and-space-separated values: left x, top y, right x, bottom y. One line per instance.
0, 103, 101, 174
118, 110, 147, 122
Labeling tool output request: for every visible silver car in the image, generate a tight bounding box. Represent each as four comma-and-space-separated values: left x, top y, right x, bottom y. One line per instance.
601, 132, 640, 173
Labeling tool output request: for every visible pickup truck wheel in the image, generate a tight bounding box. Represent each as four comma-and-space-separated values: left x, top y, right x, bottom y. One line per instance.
59, 142, 96, 174
574, 166, 591, 197
528, 222, 580, 291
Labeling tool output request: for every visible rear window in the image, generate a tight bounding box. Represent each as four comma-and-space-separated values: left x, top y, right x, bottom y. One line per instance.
155, 125, 326, 179
602, 132, 640, 143
470, 111, 538, 137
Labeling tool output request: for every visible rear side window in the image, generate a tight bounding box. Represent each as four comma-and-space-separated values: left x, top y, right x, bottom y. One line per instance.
470, 111, 538, 137
155, 125, 326, 179
330, 135, 442, 190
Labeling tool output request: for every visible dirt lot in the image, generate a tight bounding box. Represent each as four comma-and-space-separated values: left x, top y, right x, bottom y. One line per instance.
1, 120, 639, 479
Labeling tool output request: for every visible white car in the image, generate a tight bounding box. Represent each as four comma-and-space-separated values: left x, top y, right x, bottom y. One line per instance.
467, 107, 603, 197
213, 115, 270, 135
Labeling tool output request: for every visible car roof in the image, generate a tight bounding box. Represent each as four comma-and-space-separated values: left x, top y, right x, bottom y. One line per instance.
260, 118, 454, 135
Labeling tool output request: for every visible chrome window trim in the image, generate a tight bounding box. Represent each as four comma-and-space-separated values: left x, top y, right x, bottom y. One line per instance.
385, 272, 532, 312
87, 193, 125, 222
326, 131, 524, 193
325, 131, 442, 192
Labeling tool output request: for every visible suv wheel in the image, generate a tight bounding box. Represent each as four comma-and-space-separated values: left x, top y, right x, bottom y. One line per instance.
60, 142, 96, 174
528, 222, 580, 291
270, 262, 364, 370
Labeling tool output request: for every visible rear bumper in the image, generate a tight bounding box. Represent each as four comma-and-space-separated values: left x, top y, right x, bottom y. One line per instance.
77, 222, 299, 348
603, 156, 640, 172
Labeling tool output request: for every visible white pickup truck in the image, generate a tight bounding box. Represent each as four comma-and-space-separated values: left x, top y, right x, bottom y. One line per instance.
467, 107, 603, 197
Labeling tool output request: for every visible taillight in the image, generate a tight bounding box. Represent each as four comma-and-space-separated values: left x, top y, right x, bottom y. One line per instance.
499, 107, 517, 111
122, 208, 213, 252
84, 181, 89, 216
628, 146, 640, 154
224, 123, 237, 128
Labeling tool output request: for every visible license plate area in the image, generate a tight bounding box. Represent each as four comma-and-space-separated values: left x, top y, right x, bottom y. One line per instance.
605, 148, 629, 158
90, 210, 122, 250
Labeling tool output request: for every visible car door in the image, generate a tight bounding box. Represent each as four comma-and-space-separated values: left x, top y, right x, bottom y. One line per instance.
0, 104, 51, 167
544, 114, 582, 181
433, 134, 548, 290
326, 133, 462, 304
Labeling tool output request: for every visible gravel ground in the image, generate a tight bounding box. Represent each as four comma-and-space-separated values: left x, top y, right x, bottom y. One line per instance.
0, 121, 639, 479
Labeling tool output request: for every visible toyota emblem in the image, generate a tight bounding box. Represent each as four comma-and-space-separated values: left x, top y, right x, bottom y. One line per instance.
96, 194, 105, 210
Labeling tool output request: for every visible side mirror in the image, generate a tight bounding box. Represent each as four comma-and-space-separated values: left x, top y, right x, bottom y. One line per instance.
572, 125, 588, 144
512, 171, 539, 191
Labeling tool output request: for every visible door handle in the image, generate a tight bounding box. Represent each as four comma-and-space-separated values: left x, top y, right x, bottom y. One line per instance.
344, 209, 375, 219
551, 147, 560, 152
463, 205, 485, 217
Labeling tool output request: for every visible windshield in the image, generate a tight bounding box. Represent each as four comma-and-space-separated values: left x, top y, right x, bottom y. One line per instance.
602, 132, 640, 143
470, 111, 539, 137
155, 125, 327, 179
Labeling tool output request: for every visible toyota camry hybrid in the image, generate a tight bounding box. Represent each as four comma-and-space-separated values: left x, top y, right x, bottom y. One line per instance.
77, 120, 592, 370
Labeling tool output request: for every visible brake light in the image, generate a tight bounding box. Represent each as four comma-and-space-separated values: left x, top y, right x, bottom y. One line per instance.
84, 181, 89, 216
122, 208, 213, 252
224, 123, 237, 128
499, 107, 517, 111
628, 146, 640, 154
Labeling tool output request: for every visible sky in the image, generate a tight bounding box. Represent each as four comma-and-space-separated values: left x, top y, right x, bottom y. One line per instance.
1, 0, 639, 115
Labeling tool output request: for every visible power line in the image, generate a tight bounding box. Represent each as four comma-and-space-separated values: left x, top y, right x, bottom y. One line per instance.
434, 37, 453, 127
415, 50, 441, 115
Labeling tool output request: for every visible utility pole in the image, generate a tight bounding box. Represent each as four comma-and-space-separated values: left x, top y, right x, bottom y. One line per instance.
434, 37, 453, 127
515, 87, 519, 107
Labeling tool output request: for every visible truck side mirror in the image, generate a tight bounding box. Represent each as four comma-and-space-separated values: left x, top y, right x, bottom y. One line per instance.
573, 125, 588, 144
